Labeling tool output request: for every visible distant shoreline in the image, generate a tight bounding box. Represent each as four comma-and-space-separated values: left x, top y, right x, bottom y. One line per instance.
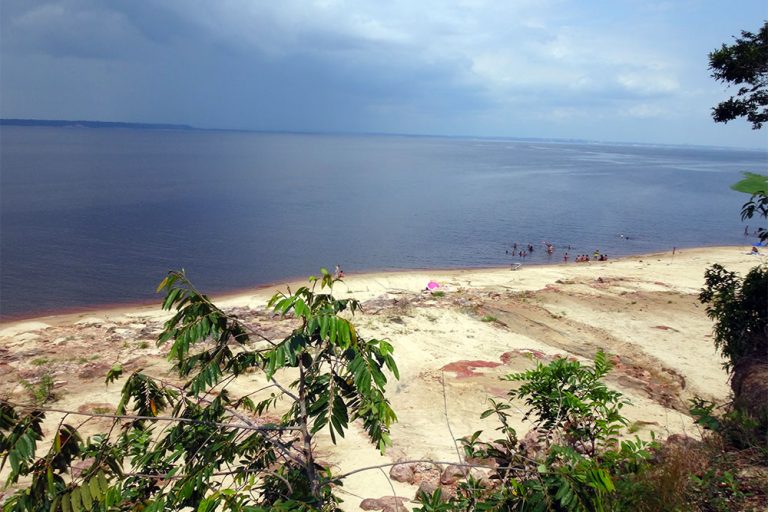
1, 244, 759, 327
0, 118, 196, 131
3, 119, 766, 152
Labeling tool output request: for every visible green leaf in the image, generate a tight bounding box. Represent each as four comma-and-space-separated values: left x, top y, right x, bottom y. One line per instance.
156, 276, 169, 293
97, 471, 109, 494
80, 483, 93, 511
88, 477, 102, 503
732, 172, 768, 194
105, 364, 123, 385
70, 487, 82, 512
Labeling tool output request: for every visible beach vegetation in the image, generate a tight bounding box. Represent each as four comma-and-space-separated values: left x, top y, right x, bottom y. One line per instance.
703, 22, 768, 448
416, 352, 657, 511
1, 272, 765, 510
700, 264, 768, 372
1, 269, 399, 511
20, 372, 57, 406
691, 396, 768, 455
700, 263, 768, 430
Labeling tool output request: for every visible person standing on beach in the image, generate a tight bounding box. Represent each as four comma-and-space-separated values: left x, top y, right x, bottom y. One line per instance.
563, 252, 569, 262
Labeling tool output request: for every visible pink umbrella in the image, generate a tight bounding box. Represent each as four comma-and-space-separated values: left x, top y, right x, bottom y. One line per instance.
427, 280, 440, 290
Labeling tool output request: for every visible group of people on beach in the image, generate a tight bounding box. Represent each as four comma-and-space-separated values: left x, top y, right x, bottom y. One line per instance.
507, 241, 560, 258
573, 252, 608, 262
506, 242, 539, 259
507, 241, 607, 263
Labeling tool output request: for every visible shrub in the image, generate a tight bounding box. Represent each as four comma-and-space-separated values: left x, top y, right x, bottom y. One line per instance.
20, 372, 56, 406
418, 352, 655, 512
699, 264, 768, 372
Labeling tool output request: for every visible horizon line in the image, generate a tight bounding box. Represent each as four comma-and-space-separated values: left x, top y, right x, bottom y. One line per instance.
2, 117, 765, 153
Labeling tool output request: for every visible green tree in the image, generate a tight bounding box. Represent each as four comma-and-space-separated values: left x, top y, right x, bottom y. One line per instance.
700, 264, 768, 426
702, 22, 768, 435
709, 21, 768, 129
1, 269, 399, 511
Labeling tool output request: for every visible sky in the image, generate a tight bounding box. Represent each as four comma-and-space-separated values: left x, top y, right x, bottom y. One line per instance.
1, 0, 767, 148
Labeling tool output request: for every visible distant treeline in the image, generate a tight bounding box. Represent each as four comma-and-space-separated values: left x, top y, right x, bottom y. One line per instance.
0, 119, 195, 131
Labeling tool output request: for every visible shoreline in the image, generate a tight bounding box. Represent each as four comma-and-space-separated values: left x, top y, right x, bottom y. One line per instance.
0, 244, 760, 330
1, 240, 760, 324
1, 244, 764, 510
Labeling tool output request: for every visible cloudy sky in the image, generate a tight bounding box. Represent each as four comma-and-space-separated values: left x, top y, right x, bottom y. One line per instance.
1, 1, 767, 148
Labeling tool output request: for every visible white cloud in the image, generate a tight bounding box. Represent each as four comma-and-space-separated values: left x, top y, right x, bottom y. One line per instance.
622, 103, 668, 119
617, 72, 679, 95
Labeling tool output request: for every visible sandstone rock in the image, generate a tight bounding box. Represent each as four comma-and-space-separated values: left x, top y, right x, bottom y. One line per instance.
360, 496, 407, 511
78, 362, 111, 379
389, 462, 415, 483
415, 479, 439, 499
439, 464, 466, 485
360, 498, 381, 510
465, 455, 493, 467
381, 505, 408, 512
412, 461, 441, 479
472, 469, 498, 489
519, 429, 545, 458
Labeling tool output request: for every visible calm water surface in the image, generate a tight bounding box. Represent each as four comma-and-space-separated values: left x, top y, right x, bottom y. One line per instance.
1, 127, 766, 319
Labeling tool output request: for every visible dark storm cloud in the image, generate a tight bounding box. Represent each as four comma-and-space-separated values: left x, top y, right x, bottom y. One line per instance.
1, 0, 766, 147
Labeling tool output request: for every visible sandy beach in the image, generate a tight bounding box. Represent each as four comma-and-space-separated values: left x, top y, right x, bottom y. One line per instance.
0, 246, 763, 510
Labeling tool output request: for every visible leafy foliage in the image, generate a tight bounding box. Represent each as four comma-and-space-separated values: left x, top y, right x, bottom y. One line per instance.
265, 268, 399, 453
1, 269, 399, 511
732, 172, 768, 195
20, 372, 57, 406
504, 351, 627, 456
709, 21, 768, 129
417, 353, 655, 512
741, 189, 768, 243
699, 263, 768, 371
